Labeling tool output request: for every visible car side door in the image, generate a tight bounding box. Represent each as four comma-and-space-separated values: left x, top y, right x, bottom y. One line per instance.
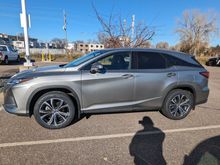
8, 46, 18, 60
132, 51, 178, 110
81, 51, 135, 112
6, 46, 14, 60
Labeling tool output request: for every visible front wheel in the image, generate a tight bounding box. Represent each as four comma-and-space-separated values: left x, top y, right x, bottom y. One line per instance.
161, 89, 194, 120
33, 91, 75, 129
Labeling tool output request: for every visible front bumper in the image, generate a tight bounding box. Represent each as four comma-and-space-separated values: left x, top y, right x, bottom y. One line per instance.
3, 86, 28, 116
3, 104, 18, 114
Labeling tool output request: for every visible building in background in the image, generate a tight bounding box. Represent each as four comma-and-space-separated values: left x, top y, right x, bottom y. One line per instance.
12, 41, 25, 49
38, 42, 46, 48
0, 33, 38, 49
1, 33, 104, 52
67, 43, 75, 50
0, 33, 11, 44
75, 43, 104, 53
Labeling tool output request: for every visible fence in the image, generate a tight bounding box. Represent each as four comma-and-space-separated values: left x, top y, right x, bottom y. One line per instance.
18, 48, 66, 55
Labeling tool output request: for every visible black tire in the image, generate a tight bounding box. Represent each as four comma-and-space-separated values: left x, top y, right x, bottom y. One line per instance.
33, 91, 75, 129
4, 56, 8, 64
16, 55, 20, 63
207, 61, 215, 66
161, 89, 194, 120
206, 61, 210, 66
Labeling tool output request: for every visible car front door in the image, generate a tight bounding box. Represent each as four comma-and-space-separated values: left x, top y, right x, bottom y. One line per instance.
8, 46, 18, 60
81, 51, 134, 112
132, 51, 178, 110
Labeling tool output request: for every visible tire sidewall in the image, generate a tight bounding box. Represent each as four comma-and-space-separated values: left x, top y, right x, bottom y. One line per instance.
4, 56, 8, 64
17, 55, 20, 63
162, 89, 193, 120
33, 92, 75, 129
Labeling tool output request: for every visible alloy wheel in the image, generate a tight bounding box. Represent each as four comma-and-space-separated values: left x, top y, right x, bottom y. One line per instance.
39, 98, 70, 127
168, 94, 191, 117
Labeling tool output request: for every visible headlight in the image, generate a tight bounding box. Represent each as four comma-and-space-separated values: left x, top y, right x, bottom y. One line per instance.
7, 78, 33, 85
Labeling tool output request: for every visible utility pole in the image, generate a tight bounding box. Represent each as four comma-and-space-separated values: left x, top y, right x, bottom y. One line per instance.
63, 10, 67, 49
123, 19, 126, 35
16, 33, 19, 41
131, 15, 135, 47
20, 0, 32, 66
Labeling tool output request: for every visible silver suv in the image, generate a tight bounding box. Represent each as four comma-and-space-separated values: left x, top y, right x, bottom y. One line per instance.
3, 49, 209, 129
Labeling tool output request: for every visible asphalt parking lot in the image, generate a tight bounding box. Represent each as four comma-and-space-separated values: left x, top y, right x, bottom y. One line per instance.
0, 63, 220, 165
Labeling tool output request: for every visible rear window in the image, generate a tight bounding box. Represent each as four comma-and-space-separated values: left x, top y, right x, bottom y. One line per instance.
132, 52, 167, 69
191, 56, 204, 68
0, 46, 7, 51
162, 54, 202, 68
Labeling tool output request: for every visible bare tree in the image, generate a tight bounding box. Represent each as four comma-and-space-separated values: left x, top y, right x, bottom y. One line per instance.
51, 38, 66, 49
176, 10, 219, 56
93, 5, 155, 48
156, 42, 169, 49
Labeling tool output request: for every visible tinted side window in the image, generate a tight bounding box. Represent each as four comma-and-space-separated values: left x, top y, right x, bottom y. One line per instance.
0, 46, 7, 51
133, 52, 166, 69
162, 54, 201, 68
83, 52, 131, 70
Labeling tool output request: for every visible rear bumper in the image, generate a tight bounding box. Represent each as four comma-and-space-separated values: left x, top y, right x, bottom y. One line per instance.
195, 87, 209, 105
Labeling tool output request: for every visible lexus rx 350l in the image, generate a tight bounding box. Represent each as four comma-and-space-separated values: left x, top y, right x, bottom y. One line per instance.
3, 48, 209, 129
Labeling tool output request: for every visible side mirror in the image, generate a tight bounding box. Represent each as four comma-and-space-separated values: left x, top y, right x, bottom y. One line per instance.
90, 62, 104, 74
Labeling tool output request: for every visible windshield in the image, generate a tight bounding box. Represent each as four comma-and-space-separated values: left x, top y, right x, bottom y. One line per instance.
64, 50, 106, 67
8, 46, 16, 52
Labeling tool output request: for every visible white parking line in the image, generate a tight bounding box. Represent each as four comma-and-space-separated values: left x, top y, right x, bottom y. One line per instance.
0, 124, 220, 148
0, 106, 3, 111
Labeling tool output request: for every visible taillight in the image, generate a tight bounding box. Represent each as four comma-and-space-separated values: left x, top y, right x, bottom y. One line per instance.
200, 71, 209, 79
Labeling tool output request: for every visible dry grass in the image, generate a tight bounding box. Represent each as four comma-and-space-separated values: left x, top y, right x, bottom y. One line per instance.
19, 52, 84, 62
19, 52, 212, 65
196, 56, 209, 64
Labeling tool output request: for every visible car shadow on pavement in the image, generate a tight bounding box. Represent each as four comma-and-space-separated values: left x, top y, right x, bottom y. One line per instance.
129, 116, 166, 165
0, 58, 35, 65
183, 135, 220, 165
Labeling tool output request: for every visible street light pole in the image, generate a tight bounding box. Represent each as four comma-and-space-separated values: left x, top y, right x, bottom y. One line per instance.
20, 0, 32, 66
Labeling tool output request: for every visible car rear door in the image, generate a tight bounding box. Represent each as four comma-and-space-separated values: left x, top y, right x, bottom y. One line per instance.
81, 51, 134, 112
0, 46, 9, 60
132, 51, 178, 110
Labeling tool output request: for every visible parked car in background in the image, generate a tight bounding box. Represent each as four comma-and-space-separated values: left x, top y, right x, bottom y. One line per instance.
206, 57, 220, 66
3, 48, 209, 129
0, 44, 20, 64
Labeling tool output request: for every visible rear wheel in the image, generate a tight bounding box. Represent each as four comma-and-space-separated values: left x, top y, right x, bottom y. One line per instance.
162, 89, 194, 120
4, 56, 8, 64
16, 55, 20, 63
33, 91, 75, 129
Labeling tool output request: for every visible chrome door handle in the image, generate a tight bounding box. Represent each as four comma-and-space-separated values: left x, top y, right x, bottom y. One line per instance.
167, 72, 176, 77
122, 74, 134, 79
